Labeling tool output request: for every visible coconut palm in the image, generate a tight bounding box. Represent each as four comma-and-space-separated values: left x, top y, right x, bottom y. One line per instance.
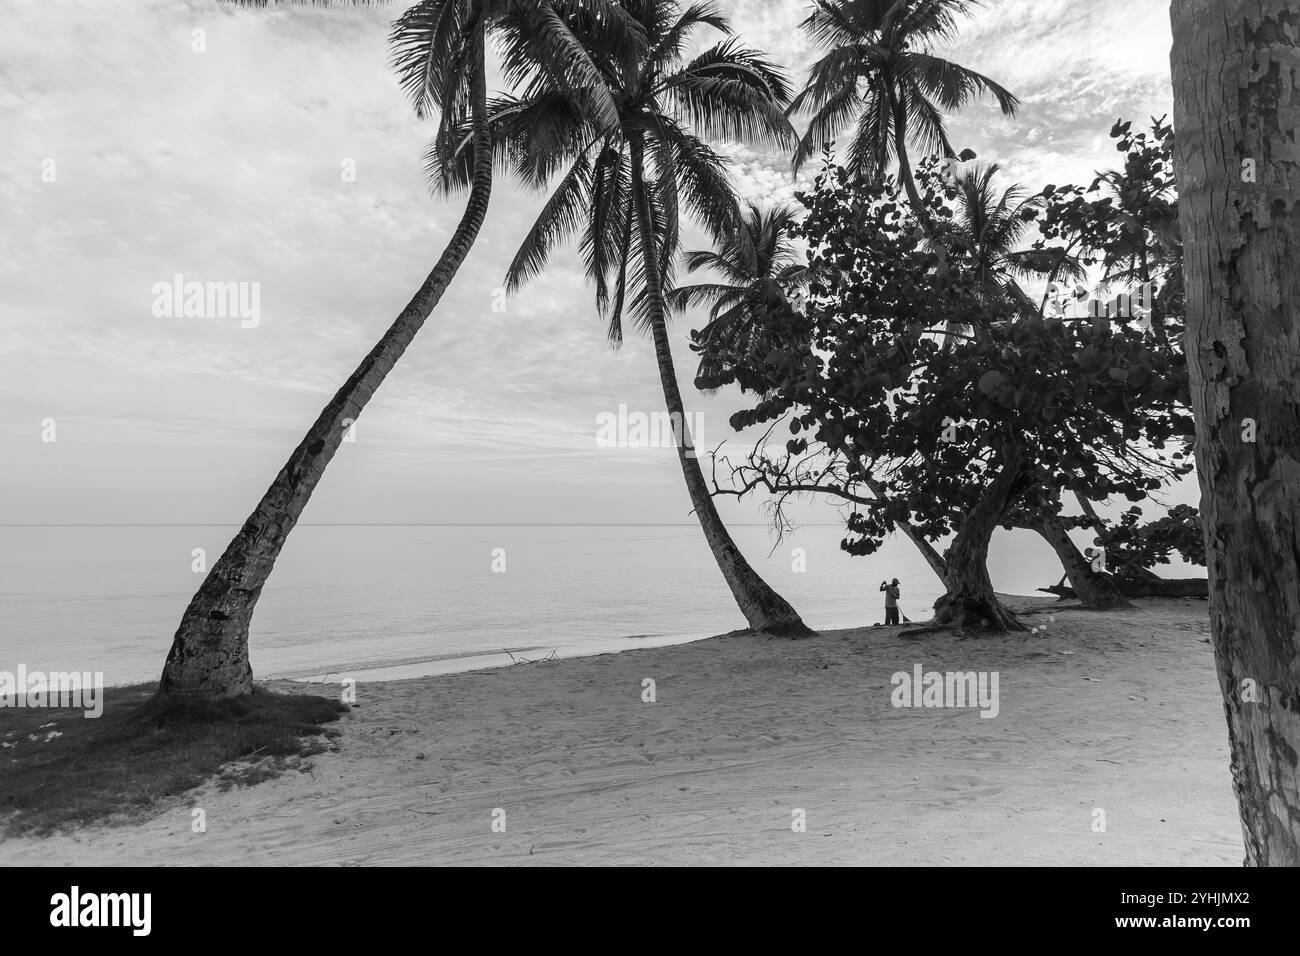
471, 0, 811, 634
789, 0, 1019, 212
667, 201, 809, 390
939, 162, 1056, 317
931, 159, 1088, 347
160, 0, 630, 698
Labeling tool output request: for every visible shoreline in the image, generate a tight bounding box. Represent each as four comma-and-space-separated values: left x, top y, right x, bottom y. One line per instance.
276, 592, 1049, 685
1, 595, 1237, 866
277, 629, 722, 684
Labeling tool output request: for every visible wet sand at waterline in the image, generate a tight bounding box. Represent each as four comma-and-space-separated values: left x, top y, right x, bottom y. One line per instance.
2, 597, 1240, 866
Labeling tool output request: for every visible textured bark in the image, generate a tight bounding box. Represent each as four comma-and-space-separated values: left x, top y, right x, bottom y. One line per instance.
159, 47, 495, 698
1171, 0, 1300, 865
629, 137, 811, 636
929, 443, 1027, 633
1029, 515, 1133, 609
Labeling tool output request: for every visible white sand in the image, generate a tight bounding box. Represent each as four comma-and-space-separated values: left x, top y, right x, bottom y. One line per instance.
1, 597, 1242, 865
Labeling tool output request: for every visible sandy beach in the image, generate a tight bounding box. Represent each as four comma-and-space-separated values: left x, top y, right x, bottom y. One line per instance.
1, 597, 1241, 866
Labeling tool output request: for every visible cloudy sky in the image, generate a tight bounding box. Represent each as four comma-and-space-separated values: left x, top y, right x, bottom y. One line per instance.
0, 0, 1180, 528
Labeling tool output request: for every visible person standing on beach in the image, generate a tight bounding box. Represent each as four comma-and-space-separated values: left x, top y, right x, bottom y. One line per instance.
880, 578, 901, 626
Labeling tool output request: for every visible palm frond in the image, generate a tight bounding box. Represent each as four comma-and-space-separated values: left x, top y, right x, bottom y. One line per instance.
504, 149, 597, 292
846, 83, 894, 179
583, 142, 629, 315
903, 51, 1019, 115
791, 79, 864, 173
652, 117, 738, 242
497, 1, 629, 132
662, 38, 797, 148
893, 0, 983, 45
666, 281, 744, 313
800, 0, 873, 50
389, 0, 474, 122
643, 0, 729, 79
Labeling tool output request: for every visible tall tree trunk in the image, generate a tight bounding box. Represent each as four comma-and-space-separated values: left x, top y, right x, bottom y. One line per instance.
1171, 0, 1300, 865
930, 441, 1026, 633
159, 44, 495, 698
628, 138, 811, 636
886, 83, 925, 214
1029, 515, 1132, 609
886, 81, 964, 350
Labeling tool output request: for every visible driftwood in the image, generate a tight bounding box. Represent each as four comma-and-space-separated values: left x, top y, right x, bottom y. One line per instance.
1038, 577, 1208, 600
1114, 576, 1208, 598
1037, 584, 1077, 598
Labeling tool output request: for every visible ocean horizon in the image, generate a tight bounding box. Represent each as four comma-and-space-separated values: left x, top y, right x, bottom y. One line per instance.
0, 522, 1110, 686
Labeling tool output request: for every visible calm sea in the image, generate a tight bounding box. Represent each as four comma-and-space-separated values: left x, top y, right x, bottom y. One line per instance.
0, 524, 1063, 685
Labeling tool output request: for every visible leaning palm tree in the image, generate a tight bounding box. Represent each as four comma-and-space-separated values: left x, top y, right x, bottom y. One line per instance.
160, 0, 630, 698
475, 0, 811, 634
667, 201, 809, 390
789, 0, 1018, 212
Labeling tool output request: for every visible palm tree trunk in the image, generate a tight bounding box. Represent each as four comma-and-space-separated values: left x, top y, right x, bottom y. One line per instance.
1171, 0, 1300, 865
886, 81, 963, 352
627, 137, 811, 636
886, 84, 925, 214
158, 42, 494, 698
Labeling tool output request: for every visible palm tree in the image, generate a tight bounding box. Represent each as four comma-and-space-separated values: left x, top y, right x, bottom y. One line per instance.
939, 161, 1052, 317
932, 160, 1089, 340
1171, 0, 1300, 865
476, 0, 811, 635
667, 201, 809, 390
671, 200, 957, 586
789, 0, 1018, 212
160, 0, 627, 698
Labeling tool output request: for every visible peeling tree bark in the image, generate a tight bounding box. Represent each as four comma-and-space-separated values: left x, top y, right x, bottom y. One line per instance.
1171, 0, 1300, 865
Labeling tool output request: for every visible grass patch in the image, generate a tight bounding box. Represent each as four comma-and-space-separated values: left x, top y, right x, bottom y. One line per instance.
0, 682, 347, 838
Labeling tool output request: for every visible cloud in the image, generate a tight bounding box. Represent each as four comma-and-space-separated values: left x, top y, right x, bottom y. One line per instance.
0, 0, 1179, 526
